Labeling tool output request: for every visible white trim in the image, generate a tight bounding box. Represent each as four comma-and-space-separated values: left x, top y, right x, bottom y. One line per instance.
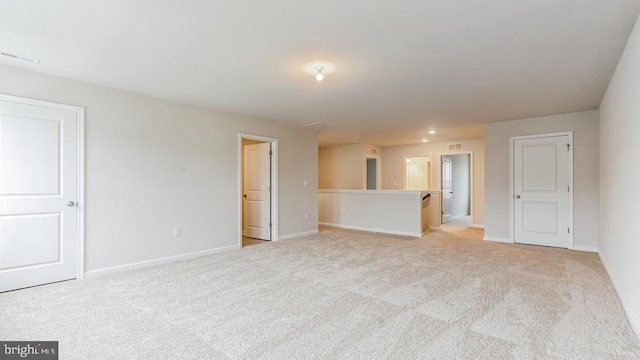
599, 252, 640, 339
84, 245, 240, 278
569, 245, 598, 253
483, 236, 513, 243
238, 133, 279, 246
278, 230, 320, 241
470, 224, 485, 229
0, 94, 86, 280
509, 132, 574, 247
429, 226, 442, 230
77, 107, 85, 279
319, 222, 421, 237
439, 151, 474, 226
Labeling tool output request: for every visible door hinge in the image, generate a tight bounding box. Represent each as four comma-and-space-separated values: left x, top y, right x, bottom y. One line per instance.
568, 228, 570, 234
269, 222, 272, 227
269, 150, 273, 156
269, 186, 272, 192
567, 144, 570, 151
442, 211, 444, 215
568, 186, 570, 192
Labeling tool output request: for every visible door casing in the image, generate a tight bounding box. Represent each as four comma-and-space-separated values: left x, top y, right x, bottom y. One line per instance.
439, 151, 474, 226
364, 155, 381, 190
509, 132, 574, 246
238, 133, 278, 246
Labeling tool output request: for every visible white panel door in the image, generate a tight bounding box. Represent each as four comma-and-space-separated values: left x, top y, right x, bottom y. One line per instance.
0, 98, 79, 292
442, 157, 452, 224
243, 143, 271, 240
514, 135, 570, 248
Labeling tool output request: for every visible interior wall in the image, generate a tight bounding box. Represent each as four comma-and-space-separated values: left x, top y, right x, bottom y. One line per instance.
381, 138, 485, 226
405, 156, 431, 190
450, 154, 470, 218
318, 143, 381, 189
599, 15, 640, 337
483, 110, 599, 248
0, 64, 318, 272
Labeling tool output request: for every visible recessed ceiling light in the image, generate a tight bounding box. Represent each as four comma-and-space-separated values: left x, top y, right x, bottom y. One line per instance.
355, 137, 361, 141
428, 130, 436, 134
421, 139, 428, 143
406, 158, 411, 164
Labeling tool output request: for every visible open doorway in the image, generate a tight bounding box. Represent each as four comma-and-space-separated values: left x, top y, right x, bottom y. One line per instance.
441, 153, 472, 229
238, 134, 279, 248
404, 155, 432, 190
365, 156, 381, 190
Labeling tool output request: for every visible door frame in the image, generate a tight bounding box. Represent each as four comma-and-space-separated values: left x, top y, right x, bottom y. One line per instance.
509, 132, 573, 246
238, 133, 278, 245
0, 94, 85, 280
363, 155, 381, 190
438, 151, 474, 225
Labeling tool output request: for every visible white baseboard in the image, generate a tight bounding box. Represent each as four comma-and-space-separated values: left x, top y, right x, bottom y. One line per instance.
598, 251, 640, 340
318, 222, 421, 237
569, 245, 598, 253
483, 236, 512, 243
471, 224, 485, 229
278, 230, 319, 241
429, 226, 441, 230
84, 244, 240, 278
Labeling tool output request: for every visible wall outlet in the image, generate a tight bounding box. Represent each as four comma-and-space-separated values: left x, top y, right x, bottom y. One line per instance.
173, 227, 181, 237
303, 180, 309, 186
304, 213, 308, 220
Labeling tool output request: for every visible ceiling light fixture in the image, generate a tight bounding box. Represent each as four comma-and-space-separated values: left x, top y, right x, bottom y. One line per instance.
422, 139, 428, 143
314, 66, 325, 81
428, 130, 436, 134
406, 158, 411, 164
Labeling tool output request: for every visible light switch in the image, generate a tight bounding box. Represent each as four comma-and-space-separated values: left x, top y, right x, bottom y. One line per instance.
303, 180, 309, 186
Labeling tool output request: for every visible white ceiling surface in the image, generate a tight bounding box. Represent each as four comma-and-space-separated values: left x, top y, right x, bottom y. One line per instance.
1, 1, 639, 146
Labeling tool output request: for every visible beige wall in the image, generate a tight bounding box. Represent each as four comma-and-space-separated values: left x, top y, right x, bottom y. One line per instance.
483, 111, 599, 248
318, 143, 381, 189
381, 138, 485, 226
599, 15, 640, 337
0, 64, 318, 272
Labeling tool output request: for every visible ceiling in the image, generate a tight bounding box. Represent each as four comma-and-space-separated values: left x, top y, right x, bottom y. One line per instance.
1, 1, 639, 146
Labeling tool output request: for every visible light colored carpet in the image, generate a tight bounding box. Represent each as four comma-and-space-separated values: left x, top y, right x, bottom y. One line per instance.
442, 215, 472, 232
1, 226, 639, 359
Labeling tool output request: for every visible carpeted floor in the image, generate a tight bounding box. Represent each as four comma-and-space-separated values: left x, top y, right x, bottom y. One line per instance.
1, 226, 639, 359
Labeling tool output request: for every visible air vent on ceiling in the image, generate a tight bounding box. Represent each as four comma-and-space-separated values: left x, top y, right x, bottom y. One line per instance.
0, 50, 40, 64
448, 143, 463, 151
370, 149, 377, 155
